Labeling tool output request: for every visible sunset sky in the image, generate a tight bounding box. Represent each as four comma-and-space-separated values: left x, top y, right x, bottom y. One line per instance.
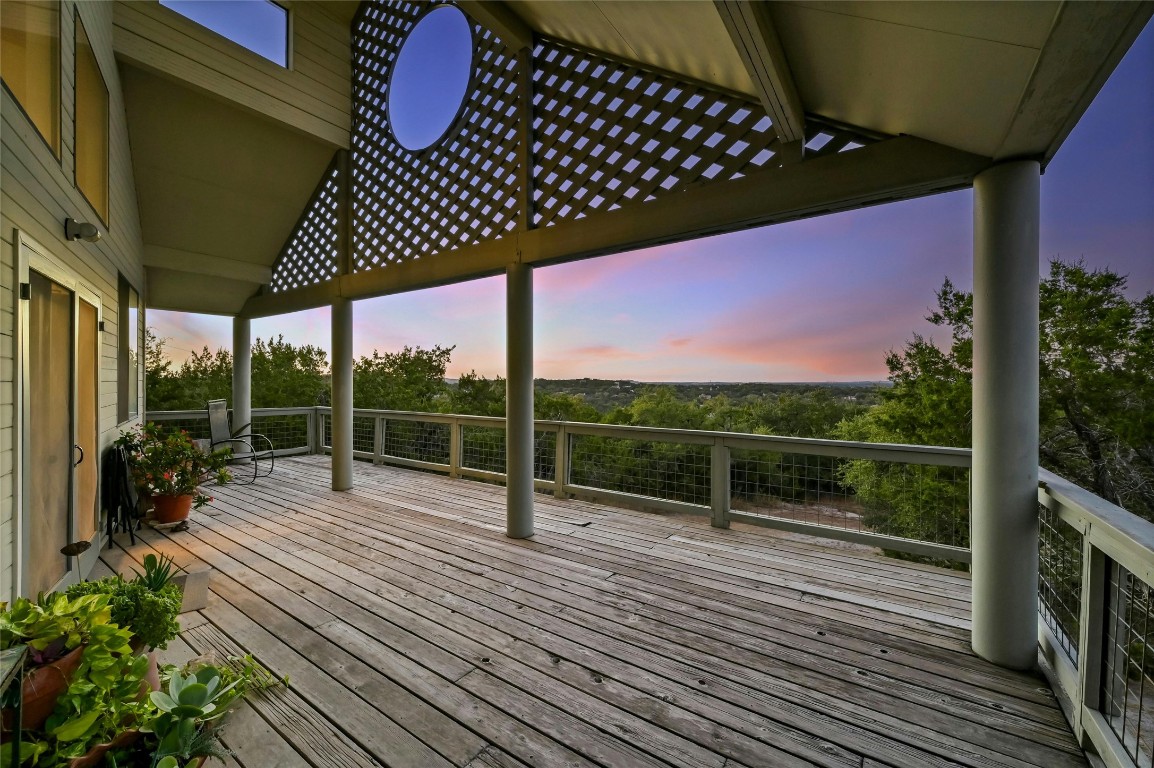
151, 22, 1154, 383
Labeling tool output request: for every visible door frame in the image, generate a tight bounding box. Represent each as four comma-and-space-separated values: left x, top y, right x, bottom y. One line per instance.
15, 230, 104, 595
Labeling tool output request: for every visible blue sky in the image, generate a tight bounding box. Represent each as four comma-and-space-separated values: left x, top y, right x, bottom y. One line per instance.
152, 18, 1153, 382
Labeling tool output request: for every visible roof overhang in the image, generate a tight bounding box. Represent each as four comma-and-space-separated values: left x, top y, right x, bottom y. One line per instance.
113, 0, 1151, 317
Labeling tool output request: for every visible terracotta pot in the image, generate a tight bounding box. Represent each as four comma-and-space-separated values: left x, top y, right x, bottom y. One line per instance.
0, 644, 86, 735
128, 639, 162, 696
152, 494, 194, 524
67, 729, 141, 768
68, 732, 207, 768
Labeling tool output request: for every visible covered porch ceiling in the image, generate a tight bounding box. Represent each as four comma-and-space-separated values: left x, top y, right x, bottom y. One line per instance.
117, 0, 1152, 317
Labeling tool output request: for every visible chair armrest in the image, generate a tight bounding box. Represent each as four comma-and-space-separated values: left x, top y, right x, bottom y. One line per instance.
249, 433, 276, 454
230, 422, 253, 439
210, 437, 253, 456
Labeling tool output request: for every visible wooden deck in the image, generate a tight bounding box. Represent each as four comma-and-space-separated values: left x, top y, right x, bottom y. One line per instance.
98, 455, 1084, 768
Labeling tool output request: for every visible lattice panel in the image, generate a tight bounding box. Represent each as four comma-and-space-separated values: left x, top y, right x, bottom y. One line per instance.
270, 160, 341, 292
351, 1, 520, 272
804, 122, 876, 159
532, 41, 778, 228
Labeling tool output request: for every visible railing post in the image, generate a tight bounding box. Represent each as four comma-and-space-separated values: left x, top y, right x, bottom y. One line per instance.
307, 409, 317, 455
554, 423, 568, 498
711, 438, 730, 529
449, 417, 461, 479
1077, 542, 1108, 737
373, 415, 383, 465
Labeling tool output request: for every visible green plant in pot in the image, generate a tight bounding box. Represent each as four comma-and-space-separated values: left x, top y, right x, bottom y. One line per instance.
116, 424, 232, 524
97, 655, 283, 768
0, 593, 125, 735
65, 556, 183, 652
0, 597, 145, 767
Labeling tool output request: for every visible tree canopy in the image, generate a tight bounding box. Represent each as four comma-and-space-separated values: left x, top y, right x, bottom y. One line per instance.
838, 260, 1153, 522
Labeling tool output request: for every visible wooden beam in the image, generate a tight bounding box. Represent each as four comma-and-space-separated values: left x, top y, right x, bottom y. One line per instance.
714, 0, 805, 144
995, 0, 1154, 164
520, 135, 989, 268
240, 136, 990, 318
143, 245, 272, 284
457, 1, 533, 52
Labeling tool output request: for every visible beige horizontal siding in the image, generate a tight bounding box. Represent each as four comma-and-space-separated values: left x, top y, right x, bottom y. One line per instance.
1, 1, 146, 602
113, 0, 351, 148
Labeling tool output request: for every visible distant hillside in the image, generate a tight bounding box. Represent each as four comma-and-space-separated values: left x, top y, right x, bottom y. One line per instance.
532, 378, 887, 413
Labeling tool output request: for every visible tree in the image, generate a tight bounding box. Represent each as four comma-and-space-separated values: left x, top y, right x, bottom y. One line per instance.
353, 345, 453, 411
145, 331, 327, 411
839, 260, 1154, 532
1038, 261, 1154, 516
250, 336, 328, 408
450, 371, 505, 416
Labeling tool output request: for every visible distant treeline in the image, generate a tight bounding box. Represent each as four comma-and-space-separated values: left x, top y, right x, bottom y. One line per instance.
147, 260, 1154, 534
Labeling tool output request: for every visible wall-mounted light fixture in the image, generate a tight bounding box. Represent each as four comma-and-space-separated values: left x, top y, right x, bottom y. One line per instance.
65, 217, 101, 243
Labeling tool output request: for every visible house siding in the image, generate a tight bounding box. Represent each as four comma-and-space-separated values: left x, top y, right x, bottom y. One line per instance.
1, 0, 145, 603
113, 0, 351, 149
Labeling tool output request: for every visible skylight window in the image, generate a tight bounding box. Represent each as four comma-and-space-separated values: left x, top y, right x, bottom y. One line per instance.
160, 0, 289, 67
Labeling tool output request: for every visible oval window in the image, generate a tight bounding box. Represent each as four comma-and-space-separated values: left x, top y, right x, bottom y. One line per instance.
388, 6, 474, 151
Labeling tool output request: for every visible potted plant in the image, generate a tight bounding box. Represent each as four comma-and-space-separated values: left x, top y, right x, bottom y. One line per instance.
116, 425, 232, 525
66, 556, 183, 653
0, 593, 126, 735
67, 654, 282, 768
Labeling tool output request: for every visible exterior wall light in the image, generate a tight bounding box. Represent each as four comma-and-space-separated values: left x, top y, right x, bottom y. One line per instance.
64, 217, 101, 242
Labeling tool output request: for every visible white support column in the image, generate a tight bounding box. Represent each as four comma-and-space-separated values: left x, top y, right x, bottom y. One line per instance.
971, 160, 1041, 670
506, 262, 534, 539
331, 297, 354, 491
231, 316, 251, 438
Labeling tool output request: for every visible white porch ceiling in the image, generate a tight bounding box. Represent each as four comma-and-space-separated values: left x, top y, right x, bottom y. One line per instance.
113, 0, 1150, 316
119, 64, 334, 314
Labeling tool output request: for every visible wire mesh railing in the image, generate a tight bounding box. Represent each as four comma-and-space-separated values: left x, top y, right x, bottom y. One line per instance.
1102, 562, 1154, 768
1037, 468, 1154, 768
731, 450, 970, 550
568, 433, 711, 507
461, 423, 506, 475
1039, 503, 1084, 666
145, 408, 314, 455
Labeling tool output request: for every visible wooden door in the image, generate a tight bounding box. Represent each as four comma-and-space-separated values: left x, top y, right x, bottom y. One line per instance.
75, 296, 100, 574
27, 270, 74, 595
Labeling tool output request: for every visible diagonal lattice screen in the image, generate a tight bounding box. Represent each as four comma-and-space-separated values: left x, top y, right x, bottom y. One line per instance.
269, 2, 883, 291
532, 41, 782, 228
269, 159, 341, 293
350, 1, 520, 273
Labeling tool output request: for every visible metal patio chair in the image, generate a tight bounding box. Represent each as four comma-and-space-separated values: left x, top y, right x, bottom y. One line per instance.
206, 399, 275, 484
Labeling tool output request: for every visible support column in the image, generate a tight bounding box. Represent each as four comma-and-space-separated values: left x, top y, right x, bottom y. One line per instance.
331, 297, 354, 491
506, 262, 534, 538
231, 316, 251, 438
971, 160, 1040, 670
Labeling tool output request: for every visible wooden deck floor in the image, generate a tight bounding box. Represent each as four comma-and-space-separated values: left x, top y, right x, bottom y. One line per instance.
98, 455, 1084, 768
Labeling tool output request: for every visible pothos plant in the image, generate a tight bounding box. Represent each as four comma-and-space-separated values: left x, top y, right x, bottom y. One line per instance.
0, 598, 145, 767
115, 424, 232, 510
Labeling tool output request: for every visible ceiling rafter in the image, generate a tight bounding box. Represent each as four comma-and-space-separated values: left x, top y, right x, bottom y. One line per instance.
714, 0, 805, 144
458, 0, 533, 51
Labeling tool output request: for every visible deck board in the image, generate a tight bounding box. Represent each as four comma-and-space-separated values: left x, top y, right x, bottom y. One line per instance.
101, 456, 1085, 768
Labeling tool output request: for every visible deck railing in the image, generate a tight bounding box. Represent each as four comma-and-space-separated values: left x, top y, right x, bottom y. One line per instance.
150, 405, 971, 561
147, 405, 1154, 768
1038, 469, 1154, 768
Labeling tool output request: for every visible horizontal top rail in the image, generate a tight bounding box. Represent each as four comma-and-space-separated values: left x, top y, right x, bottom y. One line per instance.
1040, 467, 1154, 584
147, 407, 316, 420
308, 407, 973, 466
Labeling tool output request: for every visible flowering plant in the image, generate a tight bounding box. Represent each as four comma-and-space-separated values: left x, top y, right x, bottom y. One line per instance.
116, 423, 232, 509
